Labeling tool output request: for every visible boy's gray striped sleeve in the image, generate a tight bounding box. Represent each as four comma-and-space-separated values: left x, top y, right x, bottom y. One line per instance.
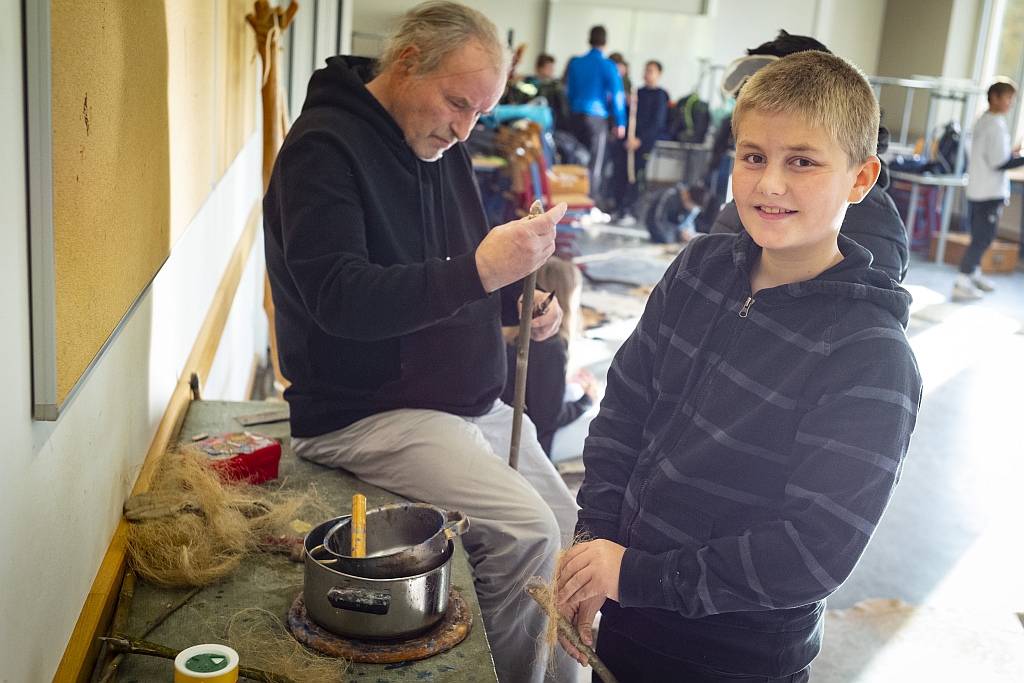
575, 256, 681, 542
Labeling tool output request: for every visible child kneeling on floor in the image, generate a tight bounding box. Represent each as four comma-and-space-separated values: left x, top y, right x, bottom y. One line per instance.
555, 50, 923, 683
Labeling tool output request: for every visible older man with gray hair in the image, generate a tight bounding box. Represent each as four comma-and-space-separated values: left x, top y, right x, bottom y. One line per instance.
263, 3, 578, 682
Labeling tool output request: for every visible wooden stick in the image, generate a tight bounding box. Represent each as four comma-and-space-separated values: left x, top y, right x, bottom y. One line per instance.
350, 493, 367, 558
99, 637, 295, 683
96, 653, 122, 683
97, 585, 203, 683
524, 578, 619, 683
626, 88, 638, 185
139, 586, 203, 637
92, 570, 136, 683
247, 0, 298, 389
509, 200, 545, 470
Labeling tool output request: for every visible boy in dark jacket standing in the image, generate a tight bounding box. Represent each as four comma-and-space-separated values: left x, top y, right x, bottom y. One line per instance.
611, 60, 671, 222
555, 51, 922, 682
263, 3, 578, 682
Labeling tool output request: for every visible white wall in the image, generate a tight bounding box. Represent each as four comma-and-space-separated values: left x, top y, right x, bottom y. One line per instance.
544, 0, 884, 104
545, 2, 714, 103
705, 0, 887, 78
287, 0, 356, 119
351, 0, 885, 107
349, 0, 888, 102
705, 0, 816, 70
943, 0, 984, 80
0, 1, 266, 679
813, 0, 887, 76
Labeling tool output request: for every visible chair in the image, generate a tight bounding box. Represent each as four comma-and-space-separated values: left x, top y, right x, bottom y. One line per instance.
888, 180, 943, 251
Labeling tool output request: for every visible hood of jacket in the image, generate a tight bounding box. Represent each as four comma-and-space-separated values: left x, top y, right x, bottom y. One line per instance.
301, 56, 417, 165
296, 55, 463, 260
730, 230, 913, 327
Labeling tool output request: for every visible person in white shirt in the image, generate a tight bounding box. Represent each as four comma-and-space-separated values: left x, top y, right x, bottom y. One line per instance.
955, 78, 1024, 301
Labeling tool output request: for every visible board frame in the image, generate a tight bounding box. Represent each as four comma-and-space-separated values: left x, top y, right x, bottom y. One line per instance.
24, 0, 58, 421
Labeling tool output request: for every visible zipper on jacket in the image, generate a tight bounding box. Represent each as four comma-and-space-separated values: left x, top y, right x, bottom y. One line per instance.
626, 288, 750, 543
739, 296, 755, 318
630, 285, 753, 543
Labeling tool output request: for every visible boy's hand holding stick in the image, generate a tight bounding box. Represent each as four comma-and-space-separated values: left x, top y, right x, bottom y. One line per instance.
532, 539, 627, 680
524, 577, 620, 683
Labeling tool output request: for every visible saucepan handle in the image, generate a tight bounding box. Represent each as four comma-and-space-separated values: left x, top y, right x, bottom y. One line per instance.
443, 510, 470, 539
326, 587, 391, 615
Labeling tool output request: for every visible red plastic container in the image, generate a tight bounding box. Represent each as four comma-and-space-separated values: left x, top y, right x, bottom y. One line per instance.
181, 432, 282, 484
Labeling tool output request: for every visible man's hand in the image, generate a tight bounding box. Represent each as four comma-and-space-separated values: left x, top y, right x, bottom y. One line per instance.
475, 204, 568, 293
557, 595, 605, 666
556, 539, 626, 605
625, 137, 642, 151
615, 125, 626, 140
518, 289, 563, 341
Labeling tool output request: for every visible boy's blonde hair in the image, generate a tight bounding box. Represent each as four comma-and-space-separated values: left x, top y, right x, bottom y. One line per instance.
732, 50, 879, 166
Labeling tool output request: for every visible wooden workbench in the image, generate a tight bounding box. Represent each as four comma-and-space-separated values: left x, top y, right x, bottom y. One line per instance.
114, 400, 498, 683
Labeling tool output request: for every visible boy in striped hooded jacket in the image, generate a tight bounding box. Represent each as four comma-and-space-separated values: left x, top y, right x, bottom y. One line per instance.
555, 51, 922, 683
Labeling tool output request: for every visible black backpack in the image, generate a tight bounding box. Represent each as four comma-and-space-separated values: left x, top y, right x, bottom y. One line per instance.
936, 122, 961, 174
670, 93, 711, 143
552, 130, 590, 167
637, 185, 684, 244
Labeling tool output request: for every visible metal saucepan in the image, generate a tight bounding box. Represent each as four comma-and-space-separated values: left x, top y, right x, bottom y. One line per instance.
315, 502, 469, 579
303, 516, 453, 639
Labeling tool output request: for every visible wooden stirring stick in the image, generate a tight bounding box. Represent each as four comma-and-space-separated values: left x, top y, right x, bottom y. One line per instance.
509, 199, 545, 470
524, 577, 620, 683
350, 494, 367, 558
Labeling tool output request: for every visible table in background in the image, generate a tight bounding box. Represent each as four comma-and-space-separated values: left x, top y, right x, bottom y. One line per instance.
115, 400, 498, 683
889, 170, 968, 264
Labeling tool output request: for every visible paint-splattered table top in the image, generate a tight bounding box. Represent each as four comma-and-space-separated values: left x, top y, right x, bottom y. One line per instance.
115, 400, 498, 683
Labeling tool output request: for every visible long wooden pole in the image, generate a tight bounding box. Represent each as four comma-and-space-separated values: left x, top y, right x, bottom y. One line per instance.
509, 200, 545, 470
247, 0, 299, 193
626, 88, 638, 185
247, 0, 299, 393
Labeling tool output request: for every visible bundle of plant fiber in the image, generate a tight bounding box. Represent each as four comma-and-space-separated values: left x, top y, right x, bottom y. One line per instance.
125, 450, 311, 587
220, 608, 349, 682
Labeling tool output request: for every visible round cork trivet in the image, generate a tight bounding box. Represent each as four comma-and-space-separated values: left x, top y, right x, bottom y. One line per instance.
287, 589, 472, 663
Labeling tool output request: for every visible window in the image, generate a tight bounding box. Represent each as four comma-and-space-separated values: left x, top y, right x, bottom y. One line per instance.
988, 0, 1024, 139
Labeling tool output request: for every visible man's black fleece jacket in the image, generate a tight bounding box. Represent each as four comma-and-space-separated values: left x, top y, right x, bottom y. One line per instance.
264, 56, 514, 437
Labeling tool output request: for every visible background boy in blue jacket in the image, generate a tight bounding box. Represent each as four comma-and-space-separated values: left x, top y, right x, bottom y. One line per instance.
555, 51, 922, 683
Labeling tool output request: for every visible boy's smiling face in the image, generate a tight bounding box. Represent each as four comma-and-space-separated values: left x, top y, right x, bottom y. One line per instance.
733, 109, 878, 262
